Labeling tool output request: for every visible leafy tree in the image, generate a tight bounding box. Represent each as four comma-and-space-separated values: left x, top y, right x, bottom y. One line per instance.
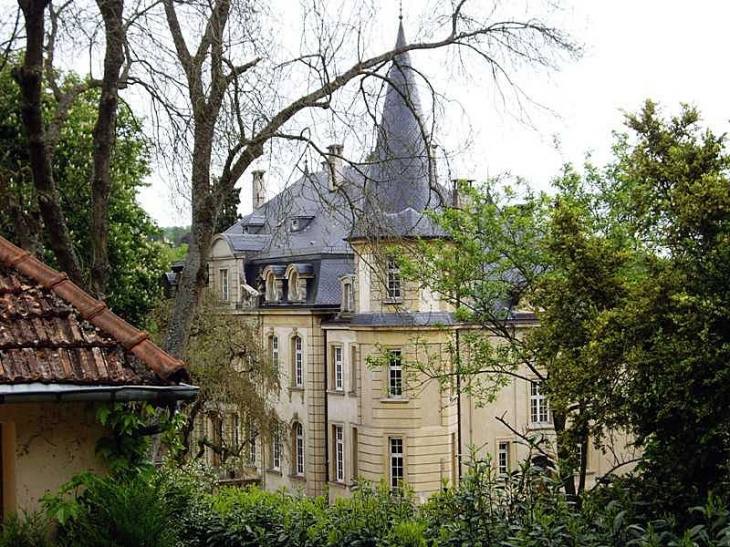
591, 102, 730, 510
0, 63, 168, 326
150, 293, 280, 465
214, 185, 241, 234
401, 102, 730, 510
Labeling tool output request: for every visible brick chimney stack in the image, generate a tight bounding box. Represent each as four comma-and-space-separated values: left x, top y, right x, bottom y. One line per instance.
252, 170, 266, 209
326, 144, 344, 191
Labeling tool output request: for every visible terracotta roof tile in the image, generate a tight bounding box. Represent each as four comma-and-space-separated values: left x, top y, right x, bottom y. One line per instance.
0, 236, 187, 385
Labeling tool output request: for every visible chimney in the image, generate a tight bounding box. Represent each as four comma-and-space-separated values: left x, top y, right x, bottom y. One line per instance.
429, 144, 438, 187
252, 170, 266, 209
451, 178, 474, 209
326, 144, 344, 191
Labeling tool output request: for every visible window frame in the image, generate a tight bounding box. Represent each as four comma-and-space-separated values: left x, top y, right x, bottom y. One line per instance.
333, 346, 344, 391
497, 441, 510, 475
389, 436, 404, 488
530, 382, 551, 424
272, 433, 281, 471
219, 268, 230, 301
333, 425, 345, 483
270, 335, 279, 374
388, 349, 403, 397
293, 336, 304, 387
294, 422, 305, 476
386, 256, 402, 300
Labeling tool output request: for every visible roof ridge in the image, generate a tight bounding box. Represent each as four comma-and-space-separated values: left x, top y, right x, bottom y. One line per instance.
0, 236, 184, 380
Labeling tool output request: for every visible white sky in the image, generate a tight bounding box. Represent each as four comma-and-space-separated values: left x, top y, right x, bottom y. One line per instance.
139, 0, 730, 227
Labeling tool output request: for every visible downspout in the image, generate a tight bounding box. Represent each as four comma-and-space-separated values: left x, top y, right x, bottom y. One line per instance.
455, 320, 462, 482
323, 326, 329, 485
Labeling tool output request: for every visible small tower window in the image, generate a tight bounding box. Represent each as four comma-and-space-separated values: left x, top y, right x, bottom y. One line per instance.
386, 256, 401, 300
342, 280, 354, 312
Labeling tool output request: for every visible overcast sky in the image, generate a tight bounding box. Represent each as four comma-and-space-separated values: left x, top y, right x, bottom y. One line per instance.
138, 0, 730, 227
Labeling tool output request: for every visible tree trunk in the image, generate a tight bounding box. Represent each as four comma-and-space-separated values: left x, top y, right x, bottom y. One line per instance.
12, 0, 84, 284
164, 131, 217, 358
89, 0, 126, 299
552, 410, 578, 499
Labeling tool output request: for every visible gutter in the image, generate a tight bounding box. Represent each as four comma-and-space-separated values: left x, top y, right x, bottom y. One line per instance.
0, 382, 199, 404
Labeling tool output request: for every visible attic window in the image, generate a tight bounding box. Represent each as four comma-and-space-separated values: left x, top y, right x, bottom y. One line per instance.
290, 218, 300, 232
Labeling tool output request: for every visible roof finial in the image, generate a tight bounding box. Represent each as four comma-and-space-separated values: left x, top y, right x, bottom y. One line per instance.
398, 0, 403, 21
303, 158, 309, 175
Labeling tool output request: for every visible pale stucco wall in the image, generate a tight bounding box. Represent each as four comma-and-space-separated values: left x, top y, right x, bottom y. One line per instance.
0, 402, 107, 515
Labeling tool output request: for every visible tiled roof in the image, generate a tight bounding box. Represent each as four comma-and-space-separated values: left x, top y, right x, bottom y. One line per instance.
0, 236, 186, 385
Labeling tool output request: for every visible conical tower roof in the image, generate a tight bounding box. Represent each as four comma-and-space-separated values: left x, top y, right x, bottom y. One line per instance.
366, 21, 434, 215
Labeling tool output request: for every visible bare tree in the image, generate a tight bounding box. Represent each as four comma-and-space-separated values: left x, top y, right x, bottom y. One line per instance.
10, 0, 128, 298
3, 0, 579, 357
151, 0, 579, 357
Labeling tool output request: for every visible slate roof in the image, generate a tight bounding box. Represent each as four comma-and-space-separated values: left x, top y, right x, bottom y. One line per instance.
0, 236, 187, 386
212, 22, 449, 309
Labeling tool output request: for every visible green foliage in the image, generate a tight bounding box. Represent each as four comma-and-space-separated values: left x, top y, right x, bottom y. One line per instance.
0, 59, 169, 326
44, 472, 179, 547
0, 511, 51, 547
37, 457, 730, 547
401, 101, 730, 510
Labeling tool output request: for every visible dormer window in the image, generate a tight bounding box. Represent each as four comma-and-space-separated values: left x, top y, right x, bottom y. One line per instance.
289, 215, 314, 233
262, 265, 285, 302
285, 263, 313, 303
386, 256, 401, 300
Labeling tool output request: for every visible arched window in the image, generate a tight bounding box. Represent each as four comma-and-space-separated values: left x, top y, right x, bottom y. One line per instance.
265, 270, 276, 301
292, 335, 303, 387
293, 422, 305, 476
288, 269, 300, 301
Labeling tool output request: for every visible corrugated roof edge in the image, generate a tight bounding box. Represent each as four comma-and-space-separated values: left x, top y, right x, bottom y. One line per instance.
0, 236, 186, 380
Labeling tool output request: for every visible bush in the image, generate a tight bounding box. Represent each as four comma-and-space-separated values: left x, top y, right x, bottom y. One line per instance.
44, 471, 179, 547
37, 457, 730, 547
0, 511, 51, 547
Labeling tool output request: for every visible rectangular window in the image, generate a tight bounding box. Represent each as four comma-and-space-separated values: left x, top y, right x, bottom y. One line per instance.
294, 336, 303, 387
232, 413, 240, 447
219, 269, 230, 301
248, 436, 256, 465
246, 419, 257, 465
388, 350, 403, 397
270, 336, 279, 374
295, 423, 305, 476
390, 437, 404, 488
272, 433, 281, 471
498, 441, 510, 474
343, 281, 354, 311
351, 427, 359, 481
334, 346, 344, 391
334, 425, 345, 483
350, 345, 358, 393
530, 382, 551, 424
386, 256, 401, 299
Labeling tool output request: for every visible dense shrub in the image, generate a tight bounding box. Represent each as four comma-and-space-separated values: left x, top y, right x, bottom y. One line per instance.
35, 457, 730, 547
0, 511, 50, 547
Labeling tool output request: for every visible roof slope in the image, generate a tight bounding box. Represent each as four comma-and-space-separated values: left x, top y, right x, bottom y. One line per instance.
0, 236, 185, 385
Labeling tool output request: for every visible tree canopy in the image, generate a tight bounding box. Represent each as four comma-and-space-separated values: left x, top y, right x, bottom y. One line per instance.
401, 101, 730, 510
0, 63, 169, 326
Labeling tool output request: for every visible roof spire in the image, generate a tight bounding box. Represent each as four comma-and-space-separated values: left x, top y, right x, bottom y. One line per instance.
398, 0, 403, 21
